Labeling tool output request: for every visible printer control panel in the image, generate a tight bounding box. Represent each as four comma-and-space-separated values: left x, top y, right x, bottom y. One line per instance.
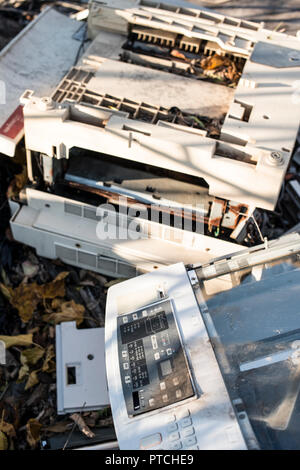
117, 299, 195, 417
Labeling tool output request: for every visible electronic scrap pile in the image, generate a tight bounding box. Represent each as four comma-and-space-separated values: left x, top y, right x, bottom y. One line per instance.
1, 0, 299, 279
1, 0, 300, 450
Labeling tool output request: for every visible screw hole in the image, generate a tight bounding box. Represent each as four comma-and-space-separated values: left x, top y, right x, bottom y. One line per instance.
263, 115, 269, 120
75, 243, 81, 248
45, 204, 50, 208
87, 354, 94, 360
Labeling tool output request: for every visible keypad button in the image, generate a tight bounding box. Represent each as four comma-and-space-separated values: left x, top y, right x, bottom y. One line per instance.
182, 426, 195, 438
166, 414, 176, 423
162, 394, 169, 403
124, 375, 131, 384
170, 441, 182, 450
173, 377, 179, 386
169, 432, 180, 441
123, 362, 129, 370
180, 417, 192, 428
122, 316, 128, 323
167, 423, 178, 433
122, 350, 127, 358
160, 382, 166, 391
177, 408, 190, 419
149, 398, 155, 407
166, 348, 172, 356
184, 436, 197, 447
176, 389, 182, 399
154, 352, 160, 360
140, 433, 162, 450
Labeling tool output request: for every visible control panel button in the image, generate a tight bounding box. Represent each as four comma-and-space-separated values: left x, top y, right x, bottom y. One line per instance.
173, 377, 179, 386
121, 351, 128, 359
176, 389, 182, 399
154, 352, 160, 360
184, 436, 197, 447
167, 423, 178, 433
169, 431, 180, 441
151, 335, 158, 350
177, 408, 190, 419
122, 316, 128, 324
166, 414, 176, 423
160, 382, 166, 391
166, 348, 172, 356
132, 313, 138, 320
170, 441, 182, 450
162, 394, 169, 403
140, 433, 162, 450
180, 417, 192, 428
123, 363, 129, 370
182, 426, 195, 438
125, 375, 131, 384
142, 310, 148, 317
149, 398, 155, 407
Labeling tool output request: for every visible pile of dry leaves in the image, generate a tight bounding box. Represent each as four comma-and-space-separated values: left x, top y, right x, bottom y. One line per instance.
0, 242, 114, 450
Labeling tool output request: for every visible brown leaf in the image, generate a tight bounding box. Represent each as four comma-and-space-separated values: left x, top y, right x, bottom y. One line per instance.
6, 168, 27, 199
40, 272, 69, 299
17, 362, 29, 382
43, 300, 84, 326
170, 49, 186, 60
26, 418, 42, 448
70, 414, 95, 439
25, 371, 39, 391
0, 334, 33, 348
0, 283, 11, 300
42, 345, 55, 373
21, 347, 45, 365
201, 54, 227, 70
2, 272, 69, 322
0, 431, 8, 450
0, 421, 16, 439
2, 282, 40, 322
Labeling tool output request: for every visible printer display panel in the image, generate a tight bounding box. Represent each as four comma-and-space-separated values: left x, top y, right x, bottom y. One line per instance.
117, 299, 195, 417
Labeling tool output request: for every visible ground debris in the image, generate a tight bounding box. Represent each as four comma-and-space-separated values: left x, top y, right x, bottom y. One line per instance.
0, 241, 111, 449
70, 413, 95, 439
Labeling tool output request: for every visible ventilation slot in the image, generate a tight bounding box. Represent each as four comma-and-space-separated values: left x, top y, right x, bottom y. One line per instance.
64, 202, 82, 216
97, 256, 117, 274
56, 245, 77, 262
78, 251, 97, 268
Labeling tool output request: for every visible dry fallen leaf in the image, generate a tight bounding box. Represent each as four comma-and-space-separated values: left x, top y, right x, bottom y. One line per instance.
21, 347, 45, 365
43, 300, 84, 326
170, 49, 186, 60
25, 371, 39, 391
0, 421, 16, 439
6, 168, 27, 199
26, 419, 42, 448
70, 413, 95, 439
0, 283, 11, 300
40, 272, 69, 300
201, 54, 227, 70
42, 345, 55, 373
1, 272, 70, 322
0, 431, 8, 450
0, 334, 33, 349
